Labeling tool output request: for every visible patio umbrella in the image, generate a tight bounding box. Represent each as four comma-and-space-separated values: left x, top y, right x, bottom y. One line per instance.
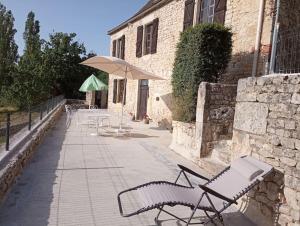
79, 74, 108, 92
80, 56, 165, 130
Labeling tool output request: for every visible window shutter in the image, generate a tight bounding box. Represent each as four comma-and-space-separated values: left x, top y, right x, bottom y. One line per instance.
123, 80, 127, 105
183, 0, 195, 30
113, 79, 117, 103
112, 40, 117, 57
136, 26, 143, 58
151, 18, 159, 54
214, 0, 227, 24
121, 35, 125, 60
118, 79, 126, 103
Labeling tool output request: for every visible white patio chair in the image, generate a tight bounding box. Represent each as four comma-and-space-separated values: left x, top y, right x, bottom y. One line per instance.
65, 105, 72, 126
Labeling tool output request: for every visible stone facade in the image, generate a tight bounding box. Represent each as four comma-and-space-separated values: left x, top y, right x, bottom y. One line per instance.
0, 103, 64, 202
170, 82, 237, 162
221, 0, 275, 84
232, 74, 300, 226
85, 91, 95, 106
107, 0, 286, 125
108, 0, 186, 127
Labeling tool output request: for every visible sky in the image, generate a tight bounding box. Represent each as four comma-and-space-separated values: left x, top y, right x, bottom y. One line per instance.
1, 0, 147, 55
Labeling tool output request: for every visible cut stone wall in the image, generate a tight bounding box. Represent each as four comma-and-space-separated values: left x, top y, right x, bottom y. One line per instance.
86, 91, 95, 106
197, 82, 237, 157
108, 0, 278, 126
0, 103, 64, 203
170, 82, 237, 162
232, 74, 300, 226
169, 121, 198, 161
108, 0, 186, 127
221, 0, 275, 84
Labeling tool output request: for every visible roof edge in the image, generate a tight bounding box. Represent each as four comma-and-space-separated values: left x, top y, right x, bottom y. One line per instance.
107, 0, 173, 35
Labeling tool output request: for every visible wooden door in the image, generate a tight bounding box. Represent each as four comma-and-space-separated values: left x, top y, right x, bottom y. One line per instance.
137, 80, 149, 120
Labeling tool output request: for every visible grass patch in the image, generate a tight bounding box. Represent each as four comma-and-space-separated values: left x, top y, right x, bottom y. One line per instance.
0, 106, 19, 113
0, 136, 5, 144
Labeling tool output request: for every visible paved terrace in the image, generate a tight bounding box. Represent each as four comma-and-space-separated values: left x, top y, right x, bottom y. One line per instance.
0, 111, 254, 226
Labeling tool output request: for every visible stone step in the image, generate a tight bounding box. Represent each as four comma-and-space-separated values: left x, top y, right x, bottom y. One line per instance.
198, 158, 228, 176
211, 140, 232, 165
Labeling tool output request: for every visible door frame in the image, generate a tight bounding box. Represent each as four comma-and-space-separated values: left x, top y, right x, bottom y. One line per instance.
136, 80, 149, 120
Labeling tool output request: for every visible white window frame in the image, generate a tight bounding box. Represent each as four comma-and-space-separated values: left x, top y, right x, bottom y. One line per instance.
143, 22, 154, 56
198, 0, 215, 24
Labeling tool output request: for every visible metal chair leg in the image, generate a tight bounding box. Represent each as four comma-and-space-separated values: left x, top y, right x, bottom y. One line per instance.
185, 207, 198, 226
155, 206, 164, 225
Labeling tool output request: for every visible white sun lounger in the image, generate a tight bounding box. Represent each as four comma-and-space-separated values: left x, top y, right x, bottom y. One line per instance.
117, 156, 273, 225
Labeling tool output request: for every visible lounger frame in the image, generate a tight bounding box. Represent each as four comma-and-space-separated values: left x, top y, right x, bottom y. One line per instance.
118, 162, 272, 226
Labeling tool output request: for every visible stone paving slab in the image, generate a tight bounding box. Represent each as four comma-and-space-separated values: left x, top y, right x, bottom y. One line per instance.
0, 112, 255, 226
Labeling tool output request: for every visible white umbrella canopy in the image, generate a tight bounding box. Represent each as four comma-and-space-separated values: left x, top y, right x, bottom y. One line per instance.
80, 56, 165, 131
80, 56, 165, 80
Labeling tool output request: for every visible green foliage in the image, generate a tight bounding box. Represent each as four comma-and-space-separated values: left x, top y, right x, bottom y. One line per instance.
0, 3, 108, 109
42, 33, 103, 99
95, 71, 108, 85
172, 23, 232, 122
11, 12, 44, 108
0, 3, 18, 102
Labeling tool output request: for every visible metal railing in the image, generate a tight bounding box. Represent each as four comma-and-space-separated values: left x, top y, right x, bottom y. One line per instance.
275, 26, 300, 74
0, 95, 64, 151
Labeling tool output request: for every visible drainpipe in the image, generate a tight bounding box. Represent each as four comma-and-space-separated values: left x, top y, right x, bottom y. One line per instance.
251, 0, 266, 77
269, 0, 281, 74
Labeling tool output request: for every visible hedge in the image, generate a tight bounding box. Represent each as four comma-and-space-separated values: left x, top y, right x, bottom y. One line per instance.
172, 23, 232, 123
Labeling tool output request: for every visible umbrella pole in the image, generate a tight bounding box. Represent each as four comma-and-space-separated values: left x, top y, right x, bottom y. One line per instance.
120, 67, 127, 130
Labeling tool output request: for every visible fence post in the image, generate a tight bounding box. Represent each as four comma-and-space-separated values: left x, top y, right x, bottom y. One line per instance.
40, 104, 43, 120
5, 113, 10, 151
28, 106, 32, 131
46, 100, 49, 114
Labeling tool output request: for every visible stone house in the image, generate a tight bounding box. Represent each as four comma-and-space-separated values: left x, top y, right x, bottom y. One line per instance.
107, 0, 300, 126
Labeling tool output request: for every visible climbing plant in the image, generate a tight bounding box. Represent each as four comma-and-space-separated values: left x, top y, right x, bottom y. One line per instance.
172, 23, 232, 122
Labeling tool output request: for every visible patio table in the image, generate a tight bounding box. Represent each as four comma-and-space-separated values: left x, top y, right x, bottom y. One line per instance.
87, 111, 110, 136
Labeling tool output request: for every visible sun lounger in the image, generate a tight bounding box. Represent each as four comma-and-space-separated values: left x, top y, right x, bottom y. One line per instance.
117, 156, 273, 225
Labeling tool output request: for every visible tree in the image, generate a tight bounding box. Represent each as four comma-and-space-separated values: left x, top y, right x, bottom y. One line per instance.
12, 11, 44, 107
0, 3, 18, 105
172, 23, 232, 122
42, 32, 104, 99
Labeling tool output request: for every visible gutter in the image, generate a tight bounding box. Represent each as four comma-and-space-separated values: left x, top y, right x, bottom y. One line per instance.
251, 0, 266, 77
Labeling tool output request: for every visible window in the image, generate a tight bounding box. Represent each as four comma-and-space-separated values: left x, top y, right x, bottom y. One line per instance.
112, 35, 125, 59
199, 0, 215, 23
116, 38, 122, 58
113, 79, 126, 105
144, 23, 153, 55
136, 18, 159, 57
117, 79, 125, 103
183, 0, 195, 30
197, 0, 227, 25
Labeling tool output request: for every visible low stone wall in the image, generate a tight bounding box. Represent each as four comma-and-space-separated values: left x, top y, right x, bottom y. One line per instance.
0, 102, 64, 202
170, 82, 237, 162
232, 74, 300, 226
196, 82, 237, 157
169, 121, 199, 162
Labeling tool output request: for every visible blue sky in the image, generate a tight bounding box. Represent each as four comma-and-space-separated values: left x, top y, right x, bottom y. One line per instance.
1, 0, 147, 55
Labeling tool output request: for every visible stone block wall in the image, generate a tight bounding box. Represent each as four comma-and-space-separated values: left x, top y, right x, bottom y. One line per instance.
221, 0, 275, 84
86, 91, 95, 106
170, 82, 237, 162
196, 82, 237, 157
0, 103, 64, 202
232, 74, 300, 226
108, 0, 185, 126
